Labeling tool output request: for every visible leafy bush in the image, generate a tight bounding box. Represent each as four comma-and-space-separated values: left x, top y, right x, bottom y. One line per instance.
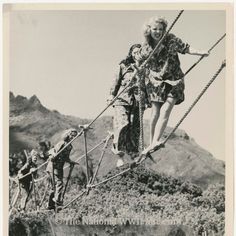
9, 165, 225, 235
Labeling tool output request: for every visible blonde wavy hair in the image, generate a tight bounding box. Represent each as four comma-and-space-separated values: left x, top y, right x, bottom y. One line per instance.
143, 17, 168, 46
61, 128, 77, 141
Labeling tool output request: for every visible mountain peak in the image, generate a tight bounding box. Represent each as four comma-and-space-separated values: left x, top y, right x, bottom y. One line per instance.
10, 92, 15, 100
29, 95, 42, 106
10, 92, 49, 115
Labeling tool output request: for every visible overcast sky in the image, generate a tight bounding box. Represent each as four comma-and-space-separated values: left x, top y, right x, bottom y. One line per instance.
9, 9, 226, 160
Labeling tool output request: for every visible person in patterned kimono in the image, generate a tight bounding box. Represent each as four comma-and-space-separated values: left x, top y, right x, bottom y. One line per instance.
46, 128, 77, 208
136, 16, 209, 154
107, 44, 149, 167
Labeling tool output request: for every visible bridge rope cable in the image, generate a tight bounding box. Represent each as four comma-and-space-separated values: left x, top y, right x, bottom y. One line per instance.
160, 60, 226, 148
49, 11, 203, 210
20, 33, 225, 187
17, 134, 105, 182
16, 10, 184, 183
9, 135, 112, 213
63, 137, 107, 170
91, 133, 113, 184
61, 59, 226, 211
13, 49, 226, 216
62, 134, 113, 209
12, 16, 226, 215
141, 10, 184, 69
184, 33, 226, 77
14, 11, 208, 213
33, 138, 107, 183
12, 36, 226, 214
137, 74, 145, 152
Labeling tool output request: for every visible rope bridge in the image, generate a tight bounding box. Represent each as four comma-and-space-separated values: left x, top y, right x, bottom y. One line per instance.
9, 10, 226, 215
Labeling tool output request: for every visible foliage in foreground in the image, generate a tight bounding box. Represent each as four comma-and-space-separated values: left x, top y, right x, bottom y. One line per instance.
9, 165, 225, 236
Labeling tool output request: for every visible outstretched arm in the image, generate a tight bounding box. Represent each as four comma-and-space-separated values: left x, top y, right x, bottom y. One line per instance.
187, 47, 209, 56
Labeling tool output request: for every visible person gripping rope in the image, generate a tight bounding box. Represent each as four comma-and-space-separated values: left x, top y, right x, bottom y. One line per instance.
46, 128, 78, 209
135, 16, 209, 154
107, 44, 150, 167
17, 150, 38, 211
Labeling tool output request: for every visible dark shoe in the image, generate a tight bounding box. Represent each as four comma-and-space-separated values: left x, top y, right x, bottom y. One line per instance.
129, 152, 139, 160
52, 198, 63, 206
111, 147, 125, 157
129, 161, 138, 169
47, 205, 55, 210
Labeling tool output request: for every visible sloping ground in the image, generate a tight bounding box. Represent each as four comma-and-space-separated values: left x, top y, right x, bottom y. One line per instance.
63, 166, 224, 235
9, 166, 224, 236
145, 137, 225, 189
9, 92, 225, 190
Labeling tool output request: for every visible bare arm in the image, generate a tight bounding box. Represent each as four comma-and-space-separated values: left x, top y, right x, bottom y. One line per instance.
187, 47, 209, 56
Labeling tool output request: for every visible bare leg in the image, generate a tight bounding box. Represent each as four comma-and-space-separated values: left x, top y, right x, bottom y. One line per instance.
142, 97, 176, 154
151, 96, 176, 146
149, 102, 162, 144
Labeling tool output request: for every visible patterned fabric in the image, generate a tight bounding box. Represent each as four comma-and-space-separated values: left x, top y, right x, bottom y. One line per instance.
113, 104, 141, 156
110, 63, 147, 107
110, 62, 147, 156
139, 33, 189, 105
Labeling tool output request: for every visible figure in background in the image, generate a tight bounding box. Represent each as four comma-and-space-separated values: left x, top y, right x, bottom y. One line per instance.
107, 44, 149, 167
136, 16, 209, 154
17, 150, 38, 211
46, 128, 77, 209
38, 140, 51, 161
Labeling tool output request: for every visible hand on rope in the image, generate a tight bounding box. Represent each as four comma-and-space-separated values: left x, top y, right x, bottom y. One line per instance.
201, 50, 210, 57
57, 11, 188, 211
106, 94, 115, 105
30, 168, 37, 174
188, 48, 210, 57
78, 124, 92, 132
60, 46, 226, 214
69, 160, 80, 166
15, 11, 185, 186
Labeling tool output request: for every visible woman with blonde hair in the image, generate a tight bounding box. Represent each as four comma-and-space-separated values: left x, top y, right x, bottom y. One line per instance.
137, 16, 209, 154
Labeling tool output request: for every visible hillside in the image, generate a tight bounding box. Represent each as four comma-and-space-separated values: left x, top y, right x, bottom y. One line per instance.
9, 92, 225, 189
9, 166, 225, 236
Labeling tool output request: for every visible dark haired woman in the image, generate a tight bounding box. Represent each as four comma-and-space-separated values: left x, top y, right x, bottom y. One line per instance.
107, 44, 149, 167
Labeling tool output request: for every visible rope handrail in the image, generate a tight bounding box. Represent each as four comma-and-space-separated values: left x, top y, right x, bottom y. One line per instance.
13, 42, 226, 213
17, 56, 225, 212
15, 11, 184, 183
61, 59, 226, 211
141, 10, 184, 69
17, 134, 106, 181
11, 20, 226, 215
91, 133, 113, 184
87, 10, 185, 128
137, 73, 144, 152
184, 33, 226, 77
63, 136, 108, 170
160, 60, 226, 147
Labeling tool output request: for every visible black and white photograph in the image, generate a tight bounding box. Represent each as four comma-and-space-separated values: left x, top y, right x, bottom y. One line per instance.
3, 3, 234, 236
